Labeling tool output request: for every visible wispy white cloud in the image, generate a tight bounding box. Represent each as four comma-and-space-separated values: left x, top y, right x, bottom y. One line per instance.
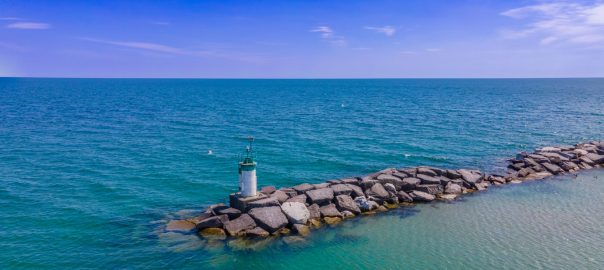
6, 22, 50, 30
501, 2, 604, 45
79, 37, 263, 63
310, 25, 347, 47
364, 26, 396, 36
0, 17, 22, 21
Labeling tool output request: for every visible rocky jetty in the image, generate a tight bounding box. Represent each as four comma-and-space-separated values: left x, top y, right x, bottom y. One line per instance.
165, 141, 604, 243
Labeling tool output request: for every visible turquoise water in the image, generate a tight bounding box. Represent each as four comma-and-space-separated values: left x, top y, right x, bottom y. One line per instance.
0, 78, 603, 269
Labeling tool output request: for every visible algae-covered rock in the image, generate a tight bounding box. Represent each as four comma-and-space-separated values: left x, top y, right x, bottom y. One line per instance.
165, 220, 196, 233
324, 216, 342, 225
199, 227, 227, 240
293, 224, 310, 237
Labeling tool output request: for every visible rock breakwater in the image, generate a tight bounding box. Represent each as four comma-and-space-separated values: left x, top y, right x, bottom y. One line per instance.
164, 141, 604, 246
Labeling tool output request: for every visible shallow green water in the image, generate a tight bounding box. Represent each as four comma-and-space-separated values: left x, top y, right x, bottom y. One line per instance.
0, 78, 603, 269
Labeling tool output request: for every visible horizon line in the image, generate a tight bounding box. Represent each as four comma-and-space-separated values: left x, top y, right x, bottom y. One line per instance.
2, 76, 604, 80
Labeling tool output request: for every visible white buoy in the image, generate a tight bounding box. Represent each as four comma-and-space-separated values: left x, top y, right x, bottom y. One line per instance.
238, 137, 257, 197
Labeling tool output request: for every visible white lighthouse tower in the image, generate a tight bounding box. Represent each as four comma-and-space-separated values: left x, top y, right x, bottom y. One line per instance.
238, 137, 257, 197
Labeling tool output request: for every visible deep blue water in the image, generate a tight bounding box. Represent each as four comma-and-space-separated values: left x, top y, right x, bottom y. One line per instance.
0, 78, 603, 269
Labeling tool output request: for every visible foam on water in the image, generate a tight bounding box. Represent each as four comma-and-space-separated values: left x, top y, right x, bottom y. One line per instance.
0, 78, 603, 269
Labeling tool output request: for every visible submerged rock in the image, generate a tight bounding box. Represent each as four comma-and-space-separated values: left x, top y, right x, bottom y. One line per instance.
293, 224, 310, 237
199, 227, 227, 240
324, 216, 342, 225
165, 220, 196, 233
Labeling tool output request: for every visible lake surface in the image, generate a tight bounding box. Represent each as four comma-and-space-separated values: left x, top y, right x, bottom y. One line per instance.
0, 78, 603, 269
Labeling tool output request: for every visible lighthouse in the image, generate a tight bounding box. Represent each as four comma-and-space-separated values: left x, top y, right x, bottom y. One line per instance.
238, 137, 257, 197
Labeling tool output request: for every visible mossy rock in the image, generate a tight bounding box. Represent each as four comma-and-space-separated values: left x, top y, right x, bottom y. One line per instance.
383, 202, 399, 209
324, 216, 342, 225
199, 227, 226, 240
309, 218, 322, 229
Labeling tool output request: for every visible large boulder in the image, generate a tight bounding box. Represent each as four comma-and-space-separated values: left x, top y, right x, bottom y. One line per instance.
192, 214, 229, 230
307, 204, 321, 219
224, 214, 256, 236
248, 206, 289, 233
458, 169, 483, 187
416, 174, 441, 185
409, 190, 436, 202
319, 204, 342, 218
365, 183, 390, 201
354, 196, 377, 212
331, 184, 353, 196
314, 182, 330, 189
346, 184, 365, 198
383, 183, 397, 196
279, 188, 298, 198
446, 170, 462, 179
397, 191, 413, 202
246, 197, 281, 211
376, 174, 404, 190
260, 186, 276, 195
280, 202, 310, 224
270, 190, 290, 203
417, 167, 438, 177
585, 153, 604, 164
212, 206, 242, 219
444, 182, 462, 194
285, 194, 307, 204
415, 184, 443, 195
400, 177, 421, 191
334, 195, 361, 215
360, 178, 378, 190
541, 162, 563, 174
293, 183, 315, 194
306, 188, 334, 205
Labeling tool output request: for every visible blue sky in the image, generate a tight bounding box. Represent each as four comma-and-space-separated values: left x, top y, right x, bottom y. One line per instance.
1, 0, 603, 78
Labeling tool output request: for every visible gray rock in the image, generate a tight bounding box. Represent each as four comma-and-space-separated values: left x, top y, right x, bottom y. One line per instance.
446, 170, 462, 179
383, 183, 397, 196
365, 183, 390, 201
579, 156, 596, 165
397, 191, 413, 202
399, 168, 417, 176
334, 195, 361, 215
392, 172, 408, 179
346, 184, 365, 198
523, 158, 541, 167
279, 188, 298, 198
354, 196, 376, 212
458, 169, 483, 185
313, 182, 330, 189
285, 194, 307, 204
559, 161, 579, 171
270, 190, 290, 204
360, 178, 378, 190
409, 190, 436, 202
542, 162, 563, 174
248, 206, 289, 233
245, 227, 270, 237
444, 182, 462, 194
246, 197, 281, 211
319, 204, 342, 218
212, 206, 242, 220
307, 204, 321, 219
415, 184, 443, 195
401, 177, 421, 191
341, 210, 356, 219
193, 214, 229, 230
224, 214, 256, 236
585, 153, 604, 164
293, 183, 315, 194
517, 167, 535, 177
417, 167, 437, 177
341, 178, 360, 185
540, 152, 570, 162
331, 184, 353, 196
376, 174, 404, 190
305, 188, 334, 205
280, 202, 310, 224
260, 186, 276, 195
416, 174, 442, 185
